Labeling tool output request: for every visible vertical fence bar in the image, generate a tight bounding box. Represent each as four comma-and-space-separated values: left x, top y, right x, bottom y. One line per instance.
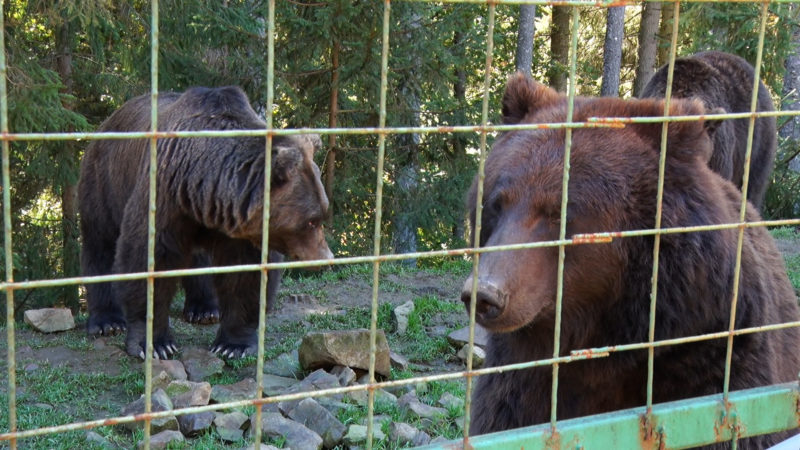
366, 1, 392, 447
645, 1, 680, 417
0, 0, 16, 448
143, 1, 161, 448
463, 2, 497, 444
549, 5, 581, 431
254, 0, 277, 446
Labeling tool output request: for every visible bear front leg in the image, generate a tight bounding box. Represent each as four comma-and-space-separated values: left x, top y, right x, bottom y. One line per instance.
81, 223, 126, 336
181, 251, 220, 324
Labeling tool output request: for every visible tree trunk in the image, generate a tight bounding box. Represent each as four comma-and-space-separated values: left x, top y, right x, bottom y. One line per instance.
324, 38, 339, 223
452, 30, 467, 243
56, 17, 80, 311
549, 7, 571, 92
633, 1, 662, 97
516, 5, 537, 76
657, 1, 676, 67
782, 4, 800, 171
601, 6, 625, 96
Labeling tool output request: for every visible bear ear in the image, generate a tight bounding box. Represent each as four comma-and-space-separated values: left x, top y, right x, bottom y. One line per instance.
293, 134, 322, 159
502, 72, 562, 124
272, 144, 303, 187
703, 107, 726, 138
633, 98, 714, 163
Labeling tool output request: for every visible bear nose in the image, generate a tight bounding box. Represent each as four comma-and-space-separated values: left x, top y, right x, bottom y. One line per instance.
461, 279, 506, 321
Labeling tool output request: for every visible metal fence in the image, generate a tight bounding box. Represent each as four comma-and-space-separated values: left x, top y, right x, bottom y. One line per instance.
2, 0, 800, 449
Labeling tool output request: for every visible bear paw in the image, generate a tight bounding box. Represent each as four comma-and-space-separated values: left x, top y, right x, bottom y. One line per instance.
210, 342, 256, 359
125, 327, 178, 360
182, 304, 220, 325
87, 314, 126, 336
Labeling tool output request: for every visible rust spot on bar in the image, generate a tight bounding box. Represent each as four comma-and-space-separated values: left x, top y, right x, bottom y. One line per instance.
571, 232, 618, 244
545, 427, 561, 450
639, 413, 664, 450
713, 401, 735, 443
569, 348, 611, 359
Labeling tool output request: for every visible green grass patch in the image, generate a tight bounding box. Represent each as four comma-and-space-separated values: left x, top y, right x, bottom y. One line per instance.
770, 226, 800, 242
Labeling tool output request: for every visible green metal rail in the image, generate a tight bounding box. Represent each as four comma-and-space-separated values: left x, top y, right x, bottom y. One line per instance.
2, 0, 800, 449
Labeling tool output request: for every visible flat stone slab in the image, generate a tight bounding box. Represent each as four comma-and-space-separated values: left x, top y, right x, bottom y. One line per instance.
447, 325, 489, 347
23, 308, 75, 333
299, 329, 391, 377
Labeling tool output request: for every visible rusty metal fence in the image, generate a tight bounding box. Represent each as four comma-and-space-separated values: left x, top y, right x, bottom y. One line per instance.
2, 0, 800, 449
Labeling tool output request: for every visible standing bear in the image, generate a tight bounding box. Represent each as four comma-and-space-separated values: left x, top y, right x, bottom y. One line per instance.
461, 74, 800, 448
79, 86, 333, 359
640, 51, 777, 210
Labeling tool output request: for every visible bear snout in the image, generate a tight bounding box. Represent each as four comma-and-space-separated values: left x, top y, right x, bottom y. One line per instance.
461, 278, 506, 323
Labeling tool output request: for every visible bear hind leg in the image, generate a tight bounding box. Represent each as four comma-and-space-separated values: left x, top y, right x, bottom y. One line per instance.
82, 230, 126, 336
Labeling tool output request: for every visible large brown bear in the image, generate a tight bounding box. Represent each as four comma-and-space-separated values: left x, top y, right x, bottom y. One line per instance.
461, 74, 800, 448
640, 51, 776, 211
79, 86, 332, 359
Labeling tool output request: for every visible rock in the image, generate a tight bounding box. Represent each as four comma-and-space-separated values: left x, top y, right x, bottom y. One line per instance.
181, 347, 224, 381
347, 388, 397, 408
151, 371, 172, 391
263, 350, 304, 378
279, 369, 342, 413
390, 352, 409, 371
398, 392, 447, 420
211, 378, 259, 404
150, 360, 188, 381
447, 325, 489, 347
23, 308, 74, 333
438, 391, 465, 412
166, 380, 212, 408
261, 373, 299, 396
250, 412, 323, 450
214, 411, 250, 442
286, 398, 346, 449
389, 422, 431, 447
430, 436, 451, 445
289, 293, 315, 303
85, 431, 113, 447
342, 424, 385, 447
23, 363, 38, 372
177, 411, 215, 437
120, 389, 178, 433
238, 445, 280, 450
456, 344, 486, 368
330, 365, 356, 387
392, 300, 415, 334
137, 429, 184, 449
298, 329, 391, 377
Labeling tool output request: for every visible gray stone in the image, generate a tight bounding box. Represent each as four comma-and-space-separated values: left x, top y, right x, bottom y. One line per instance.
250, 412, 323, 450
286, 398, 346, 449
181, 347, 224, 381
85, 431, 113, 447
211, 377, 259, 404
151, 359, 188, 381
137, 429, 184, 449
261, 373, 299, 396
456, 344, 486, 368
447, 325, 489, 347
298, 329, 391, 377
238, 445, 280, 450
263, 349, 304, 378
23, 308, 74, 333
430, 436, 451, 445
166, 380, 212, 408
389, 422, 431, 447
392, 300, 415, 334
437, 391, 465, 412
121, 389, 178, 433
279, 369, 342, 413
214, 411, 250, 443
330, 365, 356, 386
342, 424, 385, 447
346, 388, 397, 408
390, 351, 409, 371
398, 392, 447, 420
177, 411, 215, 437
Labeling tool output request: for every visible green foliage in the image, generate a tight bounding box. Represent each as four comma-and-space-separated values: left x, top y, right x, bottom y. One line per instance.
765, 138, 800, 219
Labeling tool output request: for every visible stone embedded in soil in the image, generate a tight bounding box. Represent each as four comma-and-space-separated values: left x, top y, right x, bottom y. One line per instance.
151, 359, 188, 381
181, 347, 224, 381
286, 398, 346, 449
167, 380, 212, 408
330, 365, 357, 387
437, 391, 465, 412
214, 411, 250, 442
85, 431, 113, 447
121, 388, 178, 433
279, 369, 342, 413
299, 329, 391, 377
389, 422, 431, 447
250, 412, 323, 450
392, 300, 415, 334
342, 424, 386, 446
261, 373, 299, 396
456, 344, 485, 368
177, 411, 215, 437
398, 392, 448, 420
210, 377, 259, 404
23, 308, 75, 333
390, 351, 409, 371
447, 325, 490, 348
347, 388, 397, 408
137, 429, 184, 449
238, 445, 280, 450
263, 349, 304, 378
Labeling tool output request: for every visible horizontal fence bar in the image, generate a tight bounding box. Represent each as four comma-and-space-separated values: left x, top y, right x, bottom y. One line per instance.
418, 382, 800, 449
2, 218, 798, 291
409, 0, 800, 5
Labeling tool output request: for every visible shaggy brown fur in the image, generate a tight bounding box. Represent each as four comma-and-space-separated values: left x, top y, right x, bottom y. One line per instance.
79, 86, 332, 358
461, 73, 800, 448
640, 51, 777, 210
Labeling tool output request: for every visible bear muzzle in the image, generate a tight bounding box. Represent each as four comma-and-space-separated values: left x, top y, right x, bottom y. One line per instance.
461, 278, 507, 326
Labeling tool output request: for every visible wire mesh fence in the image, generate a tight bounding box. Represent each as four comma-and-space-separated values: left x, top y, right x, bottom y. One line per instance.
1, 0, 800, 449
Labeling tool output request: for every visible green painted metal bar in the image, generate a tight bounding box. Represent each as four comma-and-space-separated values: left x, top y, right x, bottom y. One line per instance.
0, 0, 17, 447
411, 0, 800, 5
463, 2, 497, 443
418, 383, 800, 450
646, 0, 680, 416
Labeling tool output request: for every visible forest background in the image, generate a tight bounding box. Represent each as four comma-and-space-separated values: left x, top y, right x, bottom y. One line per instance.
4, 0, 800, 317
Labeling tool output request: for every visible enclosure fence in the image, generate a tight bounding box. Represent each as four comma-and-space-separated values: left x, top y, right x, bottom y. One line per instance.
2, 0, 800, 449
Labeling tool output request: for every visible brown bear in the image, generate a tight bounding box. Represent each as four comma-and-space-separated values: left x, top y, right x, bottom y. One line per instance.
461, 73, 800, 448
79, 86, 332, 359
640, 51, 777, 211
